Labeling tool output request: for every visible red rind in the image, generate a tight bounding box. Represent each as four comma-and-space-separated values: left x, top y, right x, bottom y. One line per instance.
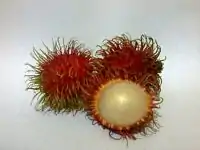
40, 51, 92, 98
96, 34, 165, 75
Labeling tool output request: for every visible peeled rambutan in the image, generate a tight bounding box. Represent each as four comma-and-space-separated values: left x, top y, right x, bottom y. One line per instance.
96, 34, 166, 76
82, 66, 163, 142
25, 38, 95, 114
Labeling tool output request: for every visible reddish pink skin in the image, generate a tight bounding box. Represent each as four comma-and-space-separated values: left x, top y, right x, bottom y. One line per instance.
40, 53, 91, 98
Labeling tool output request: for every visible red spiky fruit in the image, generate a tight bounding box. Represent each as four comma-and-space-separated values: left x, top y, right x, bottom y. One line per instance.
25, 38, 95, 114
96, 34, 165, 76
82, 65, 163, 141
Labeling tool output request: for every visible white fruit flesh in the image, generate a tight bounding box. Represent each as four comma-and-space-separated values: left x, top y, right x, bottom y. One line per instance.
97, 80, 150, 127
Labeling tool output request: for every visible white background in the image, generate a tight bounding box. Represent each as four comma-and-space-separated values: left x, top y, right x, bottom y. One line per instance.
0, 0, 200, 150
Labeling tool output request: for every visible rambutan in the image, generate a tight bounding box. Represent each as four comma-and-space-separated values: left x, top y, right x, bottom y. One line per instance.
96, 34, 166, 76
82, 66, 163, 142
25, 38, 95, 114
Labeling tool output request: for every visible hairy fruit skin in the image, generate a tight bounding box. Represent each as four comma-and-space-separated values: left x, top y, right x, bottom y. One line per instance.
96, 34, 166, 76
25, 39, 95, 114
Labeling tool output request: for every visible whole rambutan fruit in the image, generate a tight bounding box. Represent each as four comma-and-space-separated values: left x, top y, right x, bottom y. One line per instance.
96, 34, 166, 77
25, 38, 95, 114
81, 54, 163, 142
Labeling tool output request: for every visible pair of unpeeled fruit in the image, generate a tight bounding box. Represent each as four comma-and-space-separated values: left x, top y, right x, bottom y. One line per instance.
25, 34, 165, 141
